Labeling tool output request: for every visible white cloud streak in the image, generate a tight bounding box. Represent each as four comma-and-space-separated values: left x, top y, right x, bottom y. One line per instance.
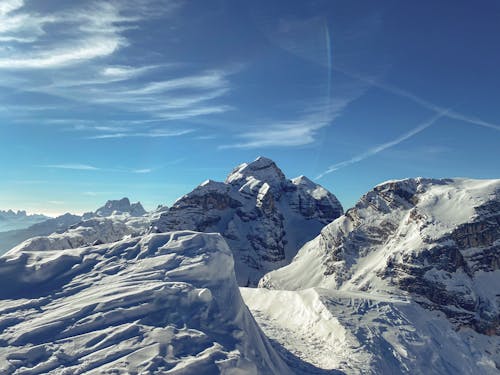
316, 110, 449, 179
0, 0, 24, 16
220, 86, 367, 149
124, 72, 228, 95
0, 2, 130, 69
43, 164, 100, 171
86, 129, 194, 139
0, 1, 233, 133
42, 163, 161, 174
313, 67, 499, 178
132, 168, 152, 174
220, 116, 328, 149
334, 65, 500, 132
0, 38, 122, 69
49, 64, 164, 88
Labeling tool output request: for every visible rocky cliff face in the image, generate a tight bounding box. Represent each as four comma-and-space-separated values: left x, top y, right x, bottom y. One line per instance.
261, 178, 500, 335
152, 157, 343, 286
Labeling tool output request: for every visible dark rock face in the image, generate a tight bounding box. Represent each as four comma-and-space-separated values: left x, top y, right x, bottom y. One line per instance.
151, 157, 343, 286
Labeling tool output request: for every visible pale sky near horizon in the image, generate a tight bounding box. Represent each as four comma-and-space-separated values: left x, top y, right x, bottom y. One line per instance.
0, 0, 499, 216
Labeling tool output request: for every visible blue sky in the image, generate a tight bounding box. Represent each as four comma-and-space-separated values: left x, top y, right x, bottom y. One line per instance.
0, 0, 499, 216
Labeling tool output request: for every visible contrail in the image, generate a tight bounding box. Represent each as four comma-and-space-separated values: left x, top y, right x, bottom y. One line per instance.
333, 65, 500, 132
316, 110, 448, 179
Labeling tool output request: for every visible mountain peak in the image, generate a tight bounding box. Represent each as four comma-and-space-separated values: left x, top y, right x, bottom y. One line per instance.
93, 197, 146, 217
225, 156, 286, 186
291, 175, 315, 187
107, 197, 130, 207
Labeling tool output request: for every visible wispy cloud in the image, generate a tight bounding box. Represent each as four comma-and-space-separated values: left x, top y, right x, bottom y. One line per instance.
316, 110, 449, 179
50, 64, 165, 88
82, 191, 121, 196
47, 200, 65, 205
132, 168, 153, 174
220, 84, 367, 149
0, 2, 131, 70
195, 135, 217, 140
42, 163, 167, 175
43, 163, 100, 171
8, 179, 48, 185
313, 66, 500, 178
0, 0, 54, 44
124, 72, 228, 95
0, 0, 232, 134
334, 65, 500, 132
0, 0, 23, 16
86, 128, 194, 139
70, 76, 232, 120
0, 38, 122, 69
82, 191, 100, 196
220, 114, 329, 149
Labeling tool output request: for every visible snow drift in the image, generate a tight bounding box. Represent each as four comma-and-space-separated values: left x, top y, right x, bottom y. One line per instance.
0, 231, 289, 374
242, 287, 500, 374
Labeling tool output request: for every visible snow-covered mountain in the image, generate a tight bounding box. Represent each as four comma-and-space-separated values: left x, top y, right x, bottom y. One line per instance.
1, 167, 498, 374
0, 210, 49, 232
83, 197, 146, 219
1, 160, 342, 286
0, 231, 290, 374
0, 213, 82, 255
151, 156, 343, 286
0, 198, 148, 256
252, 177, 500, 373
4, 198, 151, 255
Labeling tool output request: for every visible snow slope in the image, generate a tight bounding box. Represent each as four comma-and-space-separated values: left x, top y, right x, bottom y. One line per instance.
0, 231, 289, 374
241, 287, 500, 374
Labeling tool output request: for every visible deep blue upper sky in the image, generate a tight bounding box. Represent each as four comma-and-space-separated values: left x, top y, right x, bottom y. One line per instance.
0, 0, 499, 215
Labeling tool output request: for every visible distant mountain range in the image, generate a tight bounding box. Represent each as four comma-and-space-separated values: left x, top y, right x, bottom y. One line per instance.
0, 209, 49, 232
0, 198, 147, 255
0, 158, 498, 374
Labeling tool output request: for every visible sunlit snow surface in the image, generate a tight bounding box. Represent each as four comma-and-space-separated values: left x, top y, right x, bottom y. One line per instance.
0, 231, 289, 374
241, 287, 500, 374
